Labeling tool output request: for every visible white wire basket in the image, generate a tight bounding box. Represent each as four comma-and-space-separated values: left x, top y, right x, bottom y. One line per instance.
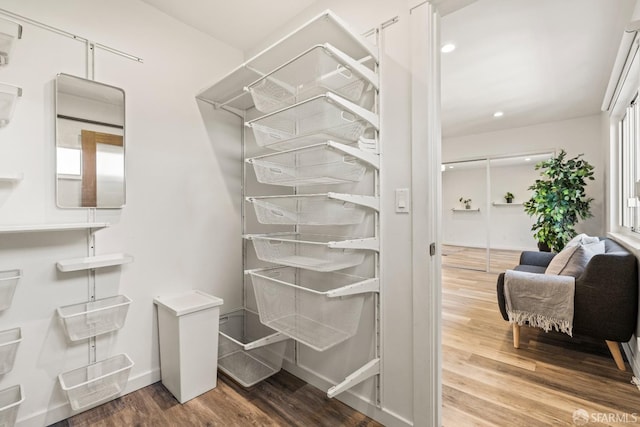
0, 384, 23, 427
57, 295, 132, 341
245, 233, 369, 272
218, 308, 288, 387
247, 193, 370, 225
248, 267, 376, 351
247, 143, 368, 187
0, 328, 21, 375
247, 43, 376, 114
0, 82, 21, 128
246, 93, 378, 151
58, 353, 134, 411
0, 270, 20, 312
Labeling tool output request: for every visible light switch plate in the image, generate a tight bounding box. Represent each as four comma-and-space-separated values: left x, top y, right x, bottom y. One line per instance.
395, 188, 410, 213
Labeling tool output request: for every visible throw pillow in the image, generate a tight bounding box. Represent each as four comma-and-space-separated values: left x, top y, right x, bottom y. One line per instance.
566, 233, 600, 247
545, 241, 605, 278
545, 245, 579, 275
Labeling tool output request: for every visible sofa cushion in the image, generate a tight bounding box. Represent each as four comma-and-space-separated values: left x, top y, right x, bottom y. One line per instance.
514, 264, 547, 274
545, 240, 605, 277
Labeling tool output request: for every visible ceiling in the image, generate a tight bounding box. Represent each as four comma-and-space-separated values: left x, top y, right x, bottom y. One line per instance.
139, 0, 318, 52
441, 0, 636, 138
140, 0, 636, 139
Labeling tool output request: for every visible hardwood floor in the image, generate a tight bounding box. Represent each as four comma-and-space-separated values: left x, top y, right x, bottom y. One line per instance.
442, 245, 521, 272
51, 371, 383, 427
52, 247, 640, 426
442, 250, 640, 426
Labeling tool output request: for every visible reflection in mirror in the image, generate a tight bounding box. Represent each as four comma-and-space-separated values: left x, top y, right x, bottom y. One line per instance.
56, 73, 125, 208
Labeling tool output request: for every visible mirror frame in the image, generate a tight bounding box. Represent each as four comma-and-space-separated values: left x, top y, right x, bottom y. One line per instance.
55, 73, 126, 209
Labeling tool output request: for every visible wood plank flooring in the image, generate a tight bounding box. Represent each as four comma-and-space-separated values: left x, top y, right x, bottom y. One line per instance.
51, 371, 383, 427
442, 248, 640, 426
53, 246, 640, 426
443, 245, 521, 272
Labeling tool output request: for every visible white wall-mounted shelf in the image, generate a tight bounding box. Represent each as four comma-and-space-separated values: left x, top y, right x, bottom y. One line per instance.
202, 9, 382, 401
492, 202, 524, 206
196, 10, 377, 111
0, 173, 23, 183
56, 253, 133, 272
452, 208, 480, 212
0, 222, 109, 234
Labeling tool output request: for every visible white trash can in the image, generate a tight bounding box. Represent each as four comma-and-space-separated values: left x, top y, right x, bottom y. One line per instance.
154, 290, 223, 403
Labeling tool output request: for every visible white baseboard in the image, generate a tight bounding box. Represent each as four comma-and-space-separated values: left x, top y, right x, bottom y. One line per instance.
282, 361, 413, 427
16, 364, 414, 427
16, 368, 160, 427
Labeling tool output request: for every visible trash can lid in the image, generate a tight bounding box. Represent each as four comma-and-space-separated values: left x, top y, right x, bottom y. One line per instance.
154, 290, 223, 316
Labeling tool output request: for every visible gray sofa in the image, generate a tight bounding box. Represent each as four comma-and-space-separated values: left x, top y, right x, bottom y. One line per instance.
496, 238, 638, 370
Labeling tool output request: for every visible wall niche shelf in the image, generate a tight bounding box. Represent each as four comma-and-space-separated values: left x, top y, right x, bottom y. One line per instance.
0, 222, 109, 234
452, 208, 480, 212
0, 173, 23, 183
492, 202, 524, 206
56, 253, 133, 272
0, 17, 22, 67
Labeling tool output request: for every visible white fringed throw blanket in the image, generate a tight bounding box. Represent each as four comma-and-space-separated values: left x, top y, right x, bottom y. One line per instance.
504, 270, 576, 336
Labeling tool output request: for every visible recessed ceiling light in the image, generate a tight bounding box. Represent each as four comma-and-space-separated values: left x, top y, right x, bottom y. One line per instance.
441, 43, 456, 53
448, 166, 454, 169
524, 158, 531, 162
493, 111, 504, 118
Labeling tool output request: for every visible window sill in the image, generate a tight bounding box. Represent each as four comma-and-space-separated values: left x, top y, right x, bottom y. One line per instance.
607, 231, 640, 254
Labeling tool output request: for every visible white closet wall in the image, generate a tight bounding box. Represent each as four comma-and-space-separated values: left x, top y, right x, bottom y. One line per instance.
0, 0, 242, 425
443, 114, 607, 238
238, 1, 425, 424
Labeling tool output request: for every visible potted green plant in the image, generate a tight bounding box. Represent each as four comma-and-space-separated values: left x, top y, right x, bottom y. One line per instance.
459, 197, 472, 209
523, 150, 594, 252
504, 192, 514, 203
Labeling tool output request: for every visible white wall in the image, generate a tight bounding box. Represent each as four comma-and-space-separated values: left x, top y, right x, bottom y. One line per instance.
0, 0, 243, 425
442, 165, 487, 247
443, 114, 607, 239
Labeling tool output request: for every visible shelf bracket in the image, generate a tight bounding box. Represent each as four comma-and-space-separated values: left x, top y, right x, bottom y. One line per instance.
328, 237, 379, 251
327, 278, 379, 298
244, 332, 290, 350
324, 43, 379, 91
326, 92, 379, 130
327, 141, 379, 169
328, 192, 379, 211
327, 358, 380, 398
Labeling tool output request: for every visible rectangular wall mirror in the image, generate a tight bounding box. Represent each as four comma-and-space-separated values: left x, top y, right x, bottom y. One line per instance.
55, 73, 125, 208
